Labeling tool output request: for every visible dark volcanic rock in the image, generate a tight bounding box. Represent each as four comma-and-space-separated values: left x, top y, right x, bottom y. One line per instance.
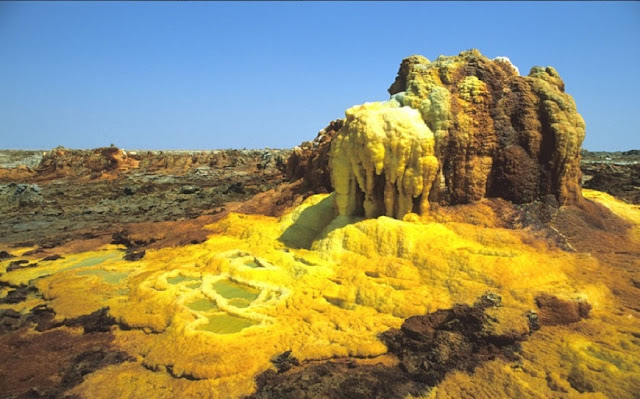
0, 183, 43, 208
179, 185, 200, 195
385, 300, 529, 385
111, 230, 136, 248
65, 307, 117, 334
249, 296, 532, 399
0, 321, 131, 399
41, 254, 63, 261
0, 148, 290, 247
31, 304, 61, 332
582, 161, 640, 204
271, 350, 300, 373
123, 249, 146, 261
0, 284, 38, 304
5, 259, 29, 271
0, 304, 59, 334
252, 361, 410, 399
61, 348, 131, 388
0, 309, 23, 334
1, 305, 117, 337
6, 260, 37, 273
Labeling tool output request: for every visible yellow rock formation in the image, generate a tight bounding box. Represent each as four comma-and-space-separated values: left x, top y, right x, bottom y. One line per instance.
330, 101, 439, 219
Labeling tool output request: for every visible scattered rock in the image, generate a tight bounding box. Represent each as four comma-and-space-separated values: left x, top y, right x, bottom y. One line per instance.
65, 307, 117, 334
21, 247, 47, 256
31, 304, 61, 332
0, 251, 14, 260
6, 258, 28, 269
0, 318, 130, 398
111, 230, 134, 248
61, 348, 132, 388
387, 301, 529, 386
41, 254, 64, 261
6, 260, 37, 273
0, 285, 38, 304
475, 291, 503, 308
112, 230, 152, 249
0, 183, 44, 207
582, 162, 640, 204
41, 241, 62, 249
526, 310, 541, 332
179, 185, 200, 195
0, 303, 59, 334
123, 249, 145, 261
0, 308, 23, 334
251, 361, 407, 399
535, 294, 591, 326
0, 148, 290, 247
271, 350, 300, 373
225, 182, 245, 194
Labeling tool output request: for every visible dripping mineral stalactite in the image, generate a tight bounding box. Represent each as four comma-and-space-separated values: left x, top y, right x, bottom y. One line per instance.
329, 101, 439, 219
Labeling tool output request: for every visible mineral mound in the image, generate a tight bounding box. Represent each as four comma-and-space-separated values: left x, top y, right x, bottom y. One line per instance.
329, 49, 586, 219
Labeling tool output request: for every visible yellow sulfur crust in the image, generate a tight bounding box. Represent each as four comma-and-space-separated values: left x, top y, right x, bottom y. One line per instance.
1, 190, 638, 398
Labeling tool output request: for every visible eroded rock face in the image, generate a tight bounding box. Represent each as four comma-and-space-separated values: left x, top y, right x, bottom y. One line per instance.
286, 119, 344, 194
330, 49, 586, 219
535, 294, 591, 326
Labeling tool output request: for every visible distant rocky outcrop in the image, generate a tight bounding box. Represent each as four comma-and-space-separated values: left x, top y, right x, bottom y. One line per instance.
35, 146, 139, 179
581, 150, 640, 204
0, 146, 290, 182
0, 147, 291, 246
325, 50, 586, 219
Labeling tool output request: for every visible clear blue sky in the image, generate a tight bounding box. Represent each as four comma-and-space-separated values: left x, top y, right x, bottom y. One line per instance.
1, 2, 638, 151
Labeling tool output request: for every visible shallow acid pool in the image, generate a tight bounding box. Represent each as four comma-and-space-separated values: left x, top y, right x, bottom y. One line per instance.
197, 313, 257, 334
244, 259, 262, 269
186, 298, 218, 312
78, 269, 128, 284
167, 275, 201, 285
62, 251, 122, 272
212, 279, 260, 308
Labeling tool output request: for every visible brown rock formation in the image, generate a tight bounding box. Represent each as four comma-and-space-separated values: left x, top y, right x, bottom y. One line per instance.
285, 119, 344, 194
327, 50, 586, 219
36, 146, 139, 179
535, 294, 591, 326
